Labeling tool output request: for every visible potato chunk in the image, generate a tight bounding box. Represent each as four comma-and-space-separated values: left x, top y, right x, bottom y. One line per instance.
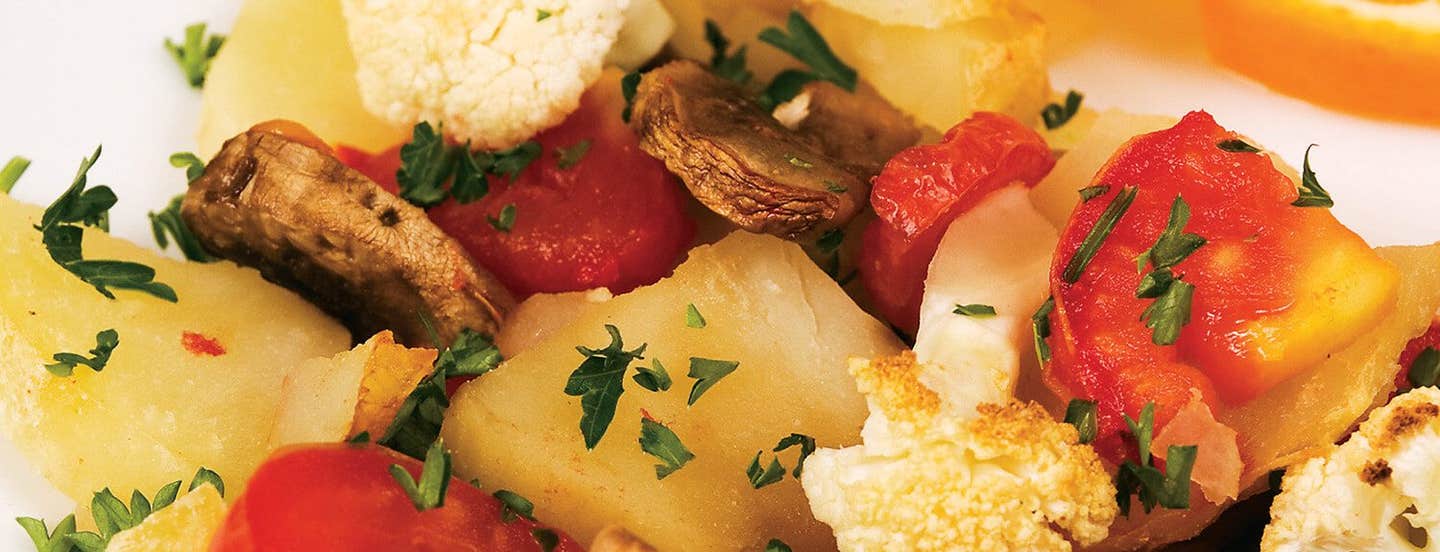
0, 194, 350, 504
442, 232, 901, 550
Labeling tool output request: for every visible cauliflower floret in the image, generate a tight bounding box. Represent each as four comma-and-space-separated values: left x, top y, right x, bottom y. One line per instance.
341, 0, 630, 149
802, 353, 1118, 551
1262, 386, 1440, 552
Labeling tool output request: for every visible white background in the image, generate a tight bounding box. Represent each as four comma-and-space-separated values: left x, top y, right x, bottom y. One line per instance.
1, 0, 1438, 548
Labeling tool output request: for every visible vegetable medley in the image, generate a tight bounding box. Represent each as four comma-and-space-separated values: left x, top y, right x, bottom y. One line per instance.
2, 1, 1439, 551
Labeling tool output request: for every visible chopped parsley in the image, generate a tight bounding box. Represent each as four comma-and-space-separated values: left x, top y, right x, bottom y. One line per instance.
19, 466, 222, 551
164, 23, 225, 88
532, 529, 559, 552
1292, 144, 1334, 208
149, 195, 214, 263
705, 19, 753, 85
1135, 196, 1205, 345
633, 359, 673, 392
758, 69, 818, 110
536, 9, 553, 21
1216, 139, 1261, 153
168, 152, 206, 182
1061, 185, 1137, 283
1, 156, 30, 194
823, 180, 847, 194
686, 357, 739, 405
37, 147, 178, 302
685, 303, 707, 329
488, 204, 518, 233
1031, 296, 1056, 363
774, 433, 817, 477
952, 304, 997, 318
746, 451, 786, 489
382, 325, 502, 459
45, 329, 119, 377
621, 71, 643, 123
188, 467, 225, 497
389, 439, 451, 511
759, 11, 857, 92
1115, 402, 1198, 516
434, 329, 502, 378
555, 139, 591, 170
396, 122, 540, 207
639, 417, 696, 479
766, 539, 793, 552
1064, 399, 1099, 444
493, 489, 536, 523
347, 431, 371, 445
1409, 347, 1440, 388
785, 154, 815, 169
565, 325, 647, 449
1042, 90, 1084, 130
816, 228, 844, 254
1078, 185, 1108, 202
491, 141, 542, 180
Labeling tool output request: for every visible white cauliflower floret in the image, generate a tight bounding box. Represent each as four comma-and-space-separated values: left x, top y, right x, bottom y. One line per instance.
341, 0, 630, 149
1262, 386, 1440, 552
802, 353, 1118, 551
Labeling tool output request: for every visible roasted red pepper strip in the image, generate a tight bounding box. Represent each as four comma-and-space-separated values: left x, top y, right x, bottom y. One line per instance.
859, 112, 1055, 334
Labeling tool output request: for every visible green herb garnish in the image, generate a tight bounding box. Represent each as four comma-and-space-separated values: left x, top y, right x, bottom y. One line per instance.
45, 329, 119, 377
786, 154, 815, 169
1064, 399, 1098, 444
1061, 185, 1137, 283
555, 140, 591, 170
758, 69, 818, 110
149, 195, 214, 263
532, 529, 559, 552
493, 489, 536, 523
1217, 139, 1261, 153
1114, 402, 1197, 516
168, 152, 206, 183
1, 156, 30, 194
746, 451, 786, 489
774, 433, 816, 477
759, 11, 857, 92
488, 204, 518, 233
686, 357, 739, 406
766, 539, 794, 552
396, 122, 453, 207
621, 71, 643, 123
1134, 196, 1204, 345
705, 20, 753, 84
1292, 144, 1333, 208
952, 304, 997, 318
491, 141, 542, 180
816, 228, 844, 254
565, 325, 647, 449
685, 304, 707, 329
1078, 185, 1108, 202
633, 359, 673, 392
1031, 296, 1055, 362
389, 439, 451, 511
435, 329, 502, 378
164, 23, 225, 88
1042, 90, 1084, 130
1409, 347, 1440, 388
536, 9, 553, 21
19, 467, 223, 551
382, 325, 501, 459
639, 417, 696, 479
824, 180, 847, 194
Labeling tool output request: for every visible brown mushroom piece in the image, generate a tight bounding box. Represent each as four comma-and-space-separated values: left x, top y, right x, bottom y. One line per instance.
182, 129, 514, 347
629, 60, 919, 240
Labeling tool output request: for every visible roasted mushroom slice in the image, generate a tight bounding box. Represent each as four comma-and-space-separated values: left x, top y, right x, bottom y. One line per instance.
782, 80, 923, 174
182, 129, 514, 346
630, 60, 883, 239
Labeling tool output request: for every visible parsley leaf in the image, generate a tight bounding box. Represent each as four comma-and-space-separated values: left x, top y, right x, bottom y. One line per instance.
1064, 399, 1098, 444
488, 204, 518, 233
766, 539, 793, 552
686, 357, 739, 405
188, 467, 224, 497
492, 141, 542, 180
493, 489, 536, 523
38, 147, 114, 233
555, 140, 591, 170
435, 329, 502, 378
451, 149, 493, 204
824, 180, 847, 194
1031, 296, 1056, 362
21, 467, 224, 550
565, 325, 647, 449
532, 529, 559, 552
1, 156, 30, 194
1409, 347, 1440, 388
786, 154, 815, 169
1216, 139, 1261, 153
45, 329, 119, 377
1042, 90, 1084, 130
168, 152, 206, 183
380, 364, 448, 460
397, 122, 454, 207
685, 303, 707, 329
1133, 196, 1204, 345
816, 228, 844, 254
1115, 402, 1197, 516
1292, 144, 1334, 208
1061, 185, 1137, 283
389, 439, 452, 511
1141, 280, 1194, 346
746, 451, 786, 489
164, 23, 225, 88
536, 9, 553, 21
952, 304, 997, 318
633, 359, 673, 392
759, 11, 857, 92
705, 20, 753, 84
639, 417, 696, 479
16, 515, 75, 552
149, 195, 215, 262
774, 433, 816, 477
758, 69, 818, 111
1078, 185, 1108, 202
1134, 196, 1206, 274
621, 71, 643, 123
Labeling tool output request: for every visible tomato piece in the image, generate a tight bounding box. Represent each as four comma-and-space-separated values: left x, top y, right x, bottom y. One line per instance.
859, 112, 1054, 334
210, 444, 584, 552
340, 72, 695, 299
1045, 111, 1397, 462
1397, 320, 1440, 391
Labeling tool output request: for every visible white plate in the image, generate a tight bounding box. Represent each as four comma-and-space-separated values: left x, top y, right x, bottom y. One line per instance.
1, 0, 1438, 547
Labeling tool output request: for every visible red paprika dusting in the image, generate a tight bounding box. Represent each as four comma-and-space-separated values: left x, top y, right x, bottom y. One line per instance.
182, 331, 226, 357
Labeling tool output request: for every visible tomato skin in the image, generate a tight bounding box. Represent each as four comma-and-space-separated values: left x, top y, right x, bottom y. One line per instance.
340, 72, 695, 300
210, 444, 584, 552
1397, 320, 1440, 391
859, 112, 1055, 334
1045, 111, 1391, 462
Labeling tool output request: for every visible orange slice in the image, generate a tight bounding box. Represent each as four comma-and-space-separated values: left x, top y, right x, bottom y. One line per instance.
1201, 0, 1440, 124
